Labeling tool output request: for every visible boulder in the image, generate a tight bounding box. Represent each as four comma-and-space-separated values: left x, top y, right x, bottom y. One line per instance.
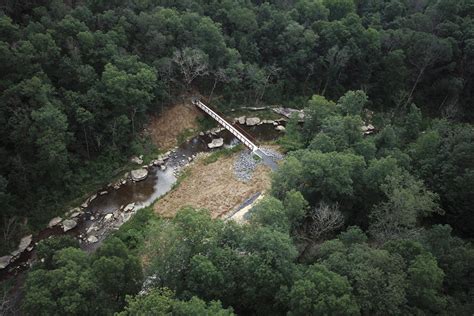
0, 255, 12, 269
273, 107, 305, 120
124, 203, 135, 212
246, 117, 260, 126
275, 125, 286, 132
62, 219, 78, 232
88, 194, 97, 203
160, 164, 167, 171
66, 207, 81, 217
104, 213, 113, 221
361, 124, 375, 135
48, 216, 62, 228
69, 210, 83, 218
237, 116, 246, 124
99, 190, 108, 196
86, 225, 97, 234
81, 201, 89, 208
130, 156, 143, 164
208, 138, 224, 149
131, 169, 148, 182
18, 235, 33, 253
87, 235, 98, 243
153, 159, 165, 166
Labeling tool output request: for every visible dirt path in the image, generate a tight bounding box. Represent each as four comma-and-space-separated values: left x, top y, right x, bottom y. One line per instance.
154, 152, 272, 219
148, 102, 203, 149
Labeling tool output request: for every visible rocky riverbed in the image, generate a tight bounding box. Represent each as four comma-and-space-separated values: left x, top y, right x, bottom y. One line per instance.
0, 120, 284, 280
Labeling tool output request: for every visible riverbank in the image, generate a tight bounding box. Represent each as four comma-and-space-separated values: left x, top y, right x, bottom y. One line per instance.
154, 150, 273, 219
1, 100, 287, 277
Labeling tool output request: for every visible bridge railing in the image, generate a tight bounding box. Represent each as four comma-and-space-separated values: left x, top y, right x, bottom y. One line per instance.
192, 99, 259, 152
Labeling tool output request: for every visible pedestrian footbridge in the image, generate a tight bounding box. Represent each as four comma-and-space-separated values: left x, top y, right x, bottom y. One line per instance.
192, 98, 278, 170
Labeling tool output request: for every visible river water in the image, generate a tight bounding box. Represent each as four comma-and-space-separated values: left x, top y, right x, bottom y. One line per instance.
0, 123, 281, 281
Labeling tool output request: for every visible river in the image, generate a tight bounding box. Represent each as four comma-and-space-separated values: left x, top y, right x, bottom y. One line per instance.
0, 122, 282, 282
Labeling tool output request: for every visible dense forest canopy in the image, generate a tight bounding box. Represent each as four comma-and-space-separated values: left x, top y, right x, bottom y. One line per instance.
0, 0, 473, 315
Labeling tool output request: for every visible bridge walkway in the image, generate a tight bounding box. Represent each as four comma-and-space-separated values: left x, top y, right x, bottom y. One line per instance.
192, 98, 278, 170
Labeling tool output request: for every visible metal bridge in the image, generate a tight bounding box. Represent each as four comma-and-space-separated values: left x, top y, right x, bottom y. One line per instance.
192, 98, 278, 170
192, 99, 260, 152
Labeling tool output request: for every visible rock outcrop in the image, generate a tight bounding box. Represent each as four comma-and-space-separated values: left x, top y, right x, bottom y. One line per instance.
87, 235, 98, 243
62, 219, 78, 232
245, 117, 261, 126
0, 255, 12, 269
208, 138, 224, 149
275, 125, 286, 131
18, 235, 33, 253
130, 156, 143, 164
48, 216, 62, 228
131, 169, 148, 181
273, 107, 305, 120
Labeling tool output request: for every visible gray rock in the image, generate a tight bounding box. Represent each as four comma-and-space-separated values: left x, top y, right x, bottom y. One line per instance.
130, 156, 143, 164
237, 116, 246, 124
124, 203, 135, 212
246, 117, 260, 126
99, 190, 108, 196
87, 235, 98, 243
66, 207, 81, 217
0, 255, 12, 269
273, 107, 305, 120
104, 214, 113, 221
48, 216, 62, 228
275, 125, 286, 131
160, 164, 167, 171
62, 219, 78, 232
153, 159, 165, 166
88, 194, 97, 203
208, 138, 224, 149
18, 235, 33, 253
86, 225, 97, 234
131, 169, 148, 181
69, 210, 83, 218
361, 124, 375, 135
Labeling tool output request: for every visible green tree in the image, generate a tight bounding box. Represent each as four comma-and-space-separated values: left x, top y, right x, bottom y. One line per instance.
279, 113, 304, 152
338, 90, 368, 116
319, 235, 407, 315
23, 248, 99, 316
118, 288, 234, 316
283, 190, 309, 231
406, 254, 446, 313
101, 56, 157, 135
286, 264, 360, 315
369, 171, 441, 241
92, 238, 143, 309
35, 236, 79, 270
308, 133, 336, 152
250, 196, 289, 232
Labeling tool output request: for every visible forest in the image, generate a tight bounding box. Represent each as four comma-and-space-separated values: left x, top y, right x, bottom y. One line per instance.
0, 0, 473, 315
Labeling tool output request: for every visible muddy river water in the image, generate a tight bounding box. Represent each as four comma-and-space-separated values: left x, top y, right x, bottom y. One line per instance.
0, 123, 282, 281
